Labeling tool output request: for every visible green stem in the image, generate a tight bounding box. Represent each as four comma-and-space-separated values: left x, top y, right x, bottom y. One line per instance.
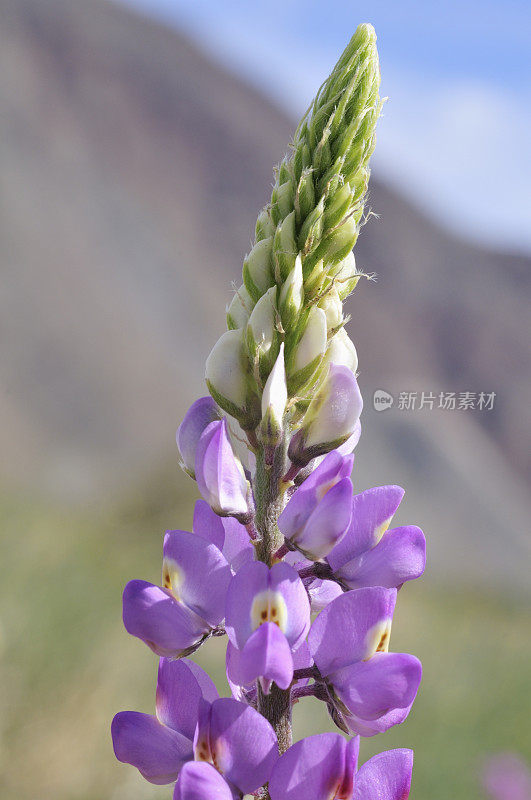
253, 436, 293, 775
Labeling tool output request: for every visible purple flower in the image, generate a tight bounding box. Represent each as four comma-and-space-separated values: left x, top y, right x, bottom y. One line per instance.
111, 657, 219, 784
482, 753, 531, 800
189, 697, 277, 795
308, 588, 422, 736
225, 561, 310, 692
269, 732, 413, 800
278, 451, 354, 560
173, 762, 236, 800
227, 639, 313, 705
327, 486, 426, 590
193, 499, 253, 573
177, 396, 221, 478
122, 530, 232, 657
289, 365, 363, 467
112, 659, 277, 795
195, 418, 251, 519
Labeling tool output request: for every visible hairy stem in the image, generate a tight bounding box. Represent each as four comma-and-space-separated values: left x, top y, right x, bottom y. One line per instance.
254, 439, 288, 564
253, 435, 293, 776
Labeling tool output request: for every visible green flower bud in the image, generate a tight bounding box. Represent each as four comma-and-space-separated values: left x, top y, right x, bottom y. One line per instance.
243, 237, 275, 302
310, 214, 358, 267
294, 168, 315, 227
279, 254, 304, 330
255, 207, 275, 241
273, 210, 297, 282
298, 197, 325, 254
323, 183, 356, 232
271, 180, 294, 224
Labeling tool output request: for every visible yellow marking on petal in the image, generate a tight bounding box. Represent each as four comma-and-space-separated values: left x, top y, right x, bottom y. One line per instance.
162, 558, 184, 602
250, 590, 288, 633
373, 516, 392, 545
363, 619, 392, 660
316, 476, 341, 502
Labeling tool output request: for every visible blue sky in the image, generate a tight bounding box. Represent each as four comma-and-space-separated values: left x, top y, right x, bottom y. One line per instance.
117, 0, 531, 254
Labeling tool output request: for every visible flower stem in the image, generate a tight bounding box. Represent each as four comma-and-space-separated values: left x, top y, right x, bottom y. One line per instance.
253, 437, 293, 767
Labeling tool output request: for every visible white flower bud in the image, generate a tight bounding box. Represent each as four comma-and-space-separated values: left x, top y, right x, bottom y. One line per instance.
243, 238, 274, 302
324, 328, 358, 371
226, 286, 254, 330
261, 343, 287, 427
330, 251, 356, 280
279, 254, 304, 329
247, 286, 277, 360
331, 252, 360, 300
293, 306, 327, 373
205, 329, 249, 416
318, 288, 343, 329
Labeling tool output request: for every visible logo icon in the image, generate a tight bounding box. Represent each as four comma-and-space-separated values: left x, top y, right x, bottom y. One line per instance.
373, 389, 394, 411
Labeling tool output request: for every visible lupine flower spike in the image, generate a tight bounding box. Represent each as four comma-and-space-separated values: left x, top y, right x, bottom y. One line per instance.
112, 22, 426, 800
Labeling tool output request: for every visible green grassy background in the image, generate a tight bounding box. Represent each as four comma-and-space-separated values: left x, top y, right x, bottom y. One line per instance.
1, 472, 529, 800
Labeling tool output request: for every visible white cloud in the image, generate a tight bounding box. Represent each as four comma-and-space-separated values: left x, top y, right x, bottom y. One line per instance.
375, 75, 531, 251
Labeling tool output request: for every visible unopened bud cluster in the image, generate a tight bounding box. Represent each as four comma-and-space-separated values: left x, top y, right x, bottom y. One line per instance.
208, 23, 382, 454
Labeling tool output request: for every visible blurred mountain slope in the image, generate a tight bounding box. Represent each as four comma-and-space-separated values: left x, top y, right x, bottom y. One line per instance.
0, 0, 529, 591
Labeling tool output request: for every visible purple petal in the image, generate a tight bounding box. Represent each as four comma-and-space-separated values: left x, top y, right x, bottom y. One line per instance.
336, 420, 361, 455
225, 561, 310, 651
293, 640, 313, 670
308, 587, 397, 676
122, 580, 208, 658
353, 749, 413, 799
279, 451, 353, 540
291, 365, 363, 461
293, 477, 353, 560
328, 486, 405, 573
220, 516, 254, 572
177, 397, 221, 478
156, 658, 219, 740
193, 500, 253, 572
163, 530, 232, 627
298, 450, 354, 497
339, 704, 415, 738
225, 640, 252, 699
111, 711, 192, 785
331, 653, 422, 732
225, 561, 269, 648
194, 698, 278, 793
195, 419, 249, 516
268, 562, 311, 649
235, 622, 294, 690
336, 526, 426, 589
269, 733, 359, 800
173, 762, 236, 800
308, 578, 344, 613
193, 499, 226, 550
